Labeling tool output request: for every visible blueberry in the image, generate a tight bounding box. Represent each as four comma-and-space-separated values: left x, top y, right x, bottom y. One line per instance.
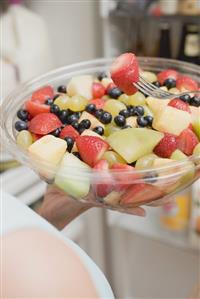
97, 72, 107, 81
153, 81, 161, 88
190, 95, 200, 107
73, 151, 81, 159
17, 109, 29, 121
93, 126, 104, 136
74, 112, 81, 119
180, 94, 191, 103
144, 115, 153, 126
100, 112, 112, 124
57, 85, 66, 93
127, 105, 136, 116
50, 104, 60, 115
78, 127, 86, 134
108, 87, 123, 99
114, 115, 126, 127
164, 78, 176, 89
64, 137, 74, 152
134, 106, 144, 116
119, 109, 130, 118
53, 94, 60, 101
95, 109, 104, 119
67, 114, 79, 124
86, 103, 96, 114
71, 121, 79, 130
51, 127, 61, 137
15, 121, 28, 131
45, 98, 54, 106
137, 116, 148, 127
59, 109, 71, 123
144, 172, 158, 183
79, 119, 91, 129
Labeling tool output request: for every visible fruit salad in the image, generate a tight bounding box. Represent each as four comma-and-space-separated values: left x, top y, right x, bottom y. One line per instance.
14, 53, 200, 209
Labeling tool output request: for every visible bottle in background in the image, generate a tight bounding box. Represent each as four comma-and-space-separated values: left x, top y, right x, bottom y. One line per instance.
177, 23, 200, 65
158, 22, 172, 58
190, 180, 200, 235
160, 189, 192, 232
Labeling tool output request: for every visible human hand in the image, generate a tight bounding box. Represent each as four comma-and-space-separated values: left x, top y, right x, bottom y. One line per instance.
37, 186, 146, 229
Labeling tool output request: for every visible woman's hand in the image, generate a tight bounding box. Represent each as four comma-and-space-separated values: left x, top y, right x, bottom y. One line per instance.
37, 186, 146, 229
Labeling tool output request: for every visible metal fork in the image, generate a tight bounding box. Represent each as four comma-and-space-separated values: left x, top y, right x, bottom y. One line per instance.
134, 75, 200, 99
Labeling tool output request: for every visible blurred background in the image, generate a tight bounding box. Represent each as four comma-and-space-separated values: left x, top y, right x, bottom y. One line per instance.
1, 0, 200, 298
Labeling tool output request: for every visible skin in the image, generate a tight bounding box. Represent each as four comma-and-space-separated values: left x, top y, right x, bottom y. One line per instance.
37, 186, 146, 229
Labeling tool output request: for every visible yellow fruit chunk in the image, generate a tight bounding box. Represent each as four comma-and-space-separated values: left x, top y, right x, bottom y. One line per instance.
146, 97, 170, 115
17, 130, 33, 150
153, 106, 191, 135
104, 100, 126, 117
128, 92, 146, 106
140, 71, 157, 83
104, 123, 120, 137
54, 95, 70, 110
67, 75, 93, 99
79, 111, 104, 129
81, 129, 105, 140
126, 116, 137, 128
67, 95, 88, 112
102, 151, 126, 166
101, 77, 113, 88
135, 153, 158, 170
28, 135, 67, 180
118, 94, 130, 105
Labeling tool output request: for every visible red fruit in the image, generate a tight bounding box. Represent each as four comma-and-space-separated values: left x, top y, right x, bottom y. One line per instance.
90, 98, 105, 109
177, 128, 199, 156
110, 52, 139, 95
29, 113, 62, 135
120, 184, 164, 205
59, 125, 79, 140
32, 133, 43, 141
25, 100, 50, 117
168, 98, 191, 113
31, 86, 54, 104
111, 163, 138, 191
93, 160, 114, 197
76, 136, 109, 167
176, 76, 198, 91
154, 133, 178, 158
157, 69, 179, 85
92, 82, 106, 98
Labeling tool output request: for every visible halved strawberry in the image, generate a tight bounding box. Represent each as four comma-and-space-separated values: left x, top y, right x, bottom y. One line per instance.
168, 98, 191, 113
157, 69, 179, 85
59, 125, 79, 140
29, 113, 62, 135
25, 100, 50, 117
76, 136, 109, 167
90, 98, 106, 109
93, 160, 114, 197
176, 76, 198, 91
120, 183, 164, 205
31, 86, 54, 104
110, 52, 139, 95
92, 82, 106, 98
177, 128, 199, 156
111, 163, 138, 191
154, 133, 178, 158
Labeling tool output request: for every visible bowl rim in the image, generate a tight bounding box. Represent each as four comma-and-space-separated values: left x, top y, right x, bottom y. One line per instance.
0, 56, 200, 179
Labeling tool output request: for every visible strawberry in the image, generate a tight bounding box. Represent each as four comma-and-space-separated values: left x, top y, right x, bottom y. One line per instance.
25, 100, 50, 117
176, 76, 198, 91
59, 125, 79, 140
90, 98, 106, 109
31, 86, 54, 104
29, 113, 62, 135
168, 98, 191, 113
92, 82, 106, 98
111, 163, 137, 191
154, 133, 178, 158
76, 136, 109, 167
177, 128, 199, 156
157, 69, 179, 85
93, 160, 114, 197
110, 52, 139, 95
120, 184, 164, 205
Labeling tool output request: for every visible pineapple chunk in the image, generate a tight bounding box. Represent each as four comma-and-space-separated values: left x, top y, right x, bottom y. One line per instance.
146, 97, 170, 115
78, 111, 105, 129
67, 75, 93, 100
81, 129, 105, 140
140, 71, 157, 83
153, 106, 191, 135
28, 135, 67, 180
126, 116, 137, 128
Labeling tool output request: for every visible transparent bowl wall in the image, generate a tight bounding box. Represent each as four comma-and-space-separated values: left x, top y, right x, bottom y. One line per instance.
1, 57, 200, 212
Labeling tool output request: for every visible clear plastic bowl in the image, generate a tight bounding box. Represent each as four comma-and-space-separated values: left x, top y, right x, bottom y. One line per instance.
1, 57, 200, 212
